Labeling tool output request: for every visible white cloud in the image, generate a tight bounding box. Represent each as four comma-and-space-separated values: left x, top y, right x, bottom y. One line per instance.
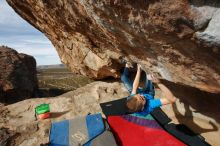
0, 0, 32, 28
0, 0, 61, 65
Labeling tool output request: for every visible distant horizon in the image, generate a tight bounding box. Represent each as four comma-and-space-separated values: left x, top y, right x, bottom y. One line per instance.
0, 0, 62, 65
37, 63, 64, 66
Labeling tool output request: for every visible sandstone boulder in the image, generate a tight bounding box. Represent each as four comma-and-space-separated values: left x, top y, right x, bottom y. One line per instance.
0, 81, 129, 146
6, 0, 220, 93
0, 81, 219, 146
0, 46, 38, 103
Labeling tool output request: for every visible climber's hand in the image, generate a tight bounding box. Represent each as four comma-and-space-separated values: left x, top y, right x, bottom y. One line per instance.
137, 64, 142, 70
151, 74, 160, 84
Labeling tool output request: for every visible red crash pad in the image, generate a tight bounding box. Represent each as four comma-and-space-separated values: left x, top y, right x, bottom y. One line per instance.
108, 115, 186, 146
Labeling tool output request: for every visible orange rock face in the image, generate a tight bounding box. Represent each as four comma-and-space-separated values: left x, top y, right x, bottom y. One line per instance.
6, 0, 220, 93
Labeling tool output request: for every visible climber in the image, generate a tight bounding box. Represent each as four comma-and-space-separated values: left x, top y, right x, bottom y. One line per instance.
121, 62, 176, 115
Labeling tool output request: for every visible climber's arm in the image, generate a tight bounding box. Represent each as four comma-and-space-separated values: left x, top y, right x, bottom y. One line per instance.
158, 83, 176, 105
151, 75, 176, 105
131, 64, 142, 94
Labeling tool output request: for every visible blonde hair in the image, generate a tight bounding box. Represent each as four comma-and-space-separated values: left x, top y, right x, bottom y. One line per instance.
126, 94, 143, 112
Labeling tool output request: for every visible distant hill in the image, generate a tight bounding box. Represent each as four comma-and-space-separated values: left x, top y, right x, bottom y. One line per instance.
37, 64, 65, 69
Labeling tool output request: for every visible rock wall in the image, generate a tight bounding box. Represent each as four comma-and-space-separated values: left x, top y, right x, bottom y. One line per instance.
0, 46, 38, 103
6, 0, 220, 93
0, 81, 219, 146
0, 81, 129, 146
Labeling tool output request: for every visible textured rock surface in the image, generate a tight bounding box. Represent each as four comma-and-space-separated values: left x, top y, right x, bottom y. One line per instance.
0, 127, 18, 146
6, 0, 220, 93
0, 81, 129, 146
0, 46, 38, 103
0, 81, 219, 145
160, 79, 220, 146
192, 1, 220, 46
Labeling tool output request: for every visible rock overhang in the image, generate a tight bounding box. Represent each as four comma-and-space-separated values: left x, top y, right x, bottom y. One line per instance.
6, 0, 220, 93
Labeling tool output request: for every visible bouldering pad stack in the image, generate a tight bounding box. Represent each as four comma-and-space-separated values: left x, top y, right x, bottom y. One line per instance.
48, 98, 211, 146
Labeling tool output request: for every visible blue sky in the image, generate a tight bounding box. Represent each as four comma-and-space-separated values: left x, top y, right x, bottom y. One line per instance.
0, 0, 61, 65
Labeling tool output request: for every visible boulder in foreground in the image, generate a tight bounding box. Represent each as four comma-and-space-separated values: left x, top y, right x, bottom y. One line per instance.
0, 46, 38, 103
0, 81, 219, 146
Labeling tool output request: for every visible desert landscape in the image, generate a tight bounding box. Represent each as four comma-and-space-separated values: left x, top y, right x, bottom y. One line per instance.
1, 0, 220, 146
37, 65, 93, 97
